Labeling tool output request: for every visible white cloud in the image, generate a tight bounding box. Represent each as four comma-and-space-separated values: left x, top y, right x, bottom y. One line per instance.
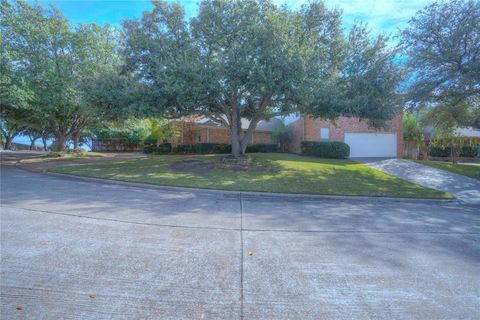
274, 0, 435, 36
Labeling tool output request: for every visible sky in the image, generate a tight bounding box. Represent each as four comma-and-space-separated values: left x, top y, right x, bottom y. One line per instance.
31, 0, 436, 38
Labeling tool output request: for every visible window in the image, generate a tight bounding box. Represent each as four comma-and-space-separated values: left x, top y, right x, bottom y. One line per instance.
320, 128, 330, 141
198, 135, 202, 142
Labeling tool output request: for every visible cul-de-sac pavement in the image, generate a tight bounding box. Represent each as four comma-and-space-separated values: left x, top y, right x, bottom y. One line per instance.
1, 154, 479, 319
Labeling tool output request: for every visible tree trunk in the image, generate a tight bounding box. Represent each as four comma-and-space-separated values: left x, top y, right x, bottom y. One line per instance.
72, 130, 81, 150
4, 136, 13, 150
450, 140, 456, 164
52, 131, 68, 151
230, 126, 242, 157
229, 115, 260, 156
230, 106, 243, 157
240, 127, 256, 154
41, 136, 48, 151
29, 138, 36, 150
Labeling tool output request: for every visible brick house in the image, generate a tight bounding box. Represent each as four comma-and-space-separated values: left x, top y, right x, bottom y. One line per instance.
287, 115, 403, 157
171, 117, 282, 146
173, 114, 403, 158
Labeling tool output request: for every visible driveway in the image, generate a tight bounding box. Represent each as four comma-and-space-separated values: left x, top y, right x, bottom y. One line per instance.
357, 158, 480, 205
1, 166, 479, 319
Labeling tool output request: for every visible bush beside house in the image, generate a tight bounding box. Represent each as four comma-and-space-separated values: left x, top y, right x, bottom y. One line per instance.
144, 142, 280, 155
301, 141, 350, 159
245, 144, 279, 153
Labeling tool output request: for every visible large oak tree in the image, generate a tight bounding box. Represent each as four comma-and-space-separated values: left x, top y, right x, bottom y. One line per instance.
1, 0, 120, 150
123, 0, 402, 156
400, 0, 480, 132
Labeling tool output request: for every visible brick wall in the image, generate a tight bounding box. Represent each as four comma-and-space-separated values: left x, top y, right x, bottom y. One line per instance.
172, 123, 273, 146
253, 131, 272, 144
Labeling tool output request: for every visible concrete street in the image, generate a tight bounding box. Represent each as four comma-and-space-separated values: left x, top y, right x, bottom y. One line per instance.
1, 165, 479, 319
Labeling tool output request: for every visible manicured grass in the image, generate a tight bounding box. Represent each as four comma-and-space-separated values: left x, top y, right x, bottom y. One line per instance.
414, 160, 480, 180
51, 153, 453, 199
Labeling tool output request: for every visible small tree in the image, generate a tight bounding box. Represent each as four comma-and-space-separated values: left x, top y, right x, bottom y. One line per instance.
272, 123, 293, 152
148, 119, 180, 145
421, 98, 473, 163
403, 111, 423, 159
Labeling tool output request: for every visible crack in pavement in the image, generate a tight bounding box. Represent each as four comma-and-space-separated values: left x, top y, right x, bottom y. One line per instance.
1, 205, 478, 236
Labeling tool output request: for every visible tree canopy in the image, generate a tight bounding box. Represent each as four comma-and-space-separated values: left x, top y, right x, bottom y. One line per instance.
400, 0, 480, 133
1, 0, 121, 150
123, 0, 402, 156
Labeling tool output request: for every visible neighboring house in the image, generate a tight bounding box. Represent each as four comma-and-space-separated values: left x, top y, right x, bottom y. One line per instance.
173, 114, 403, 158
286, 115, 403, 158
171, 116, 283, 145
455, 127, 480, 138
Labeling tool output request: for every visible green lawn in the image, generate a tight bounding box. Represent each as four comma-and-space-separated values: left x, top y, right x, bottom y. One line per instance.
50, 153, 453, 199
414, 160, 480, 180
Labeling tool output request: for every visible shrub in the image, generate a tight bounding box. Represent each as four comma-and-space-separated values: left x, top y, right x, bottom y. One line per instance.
144, 143, 172, 154
143, 144, 155, 154
461, 145, 477, 157
301, 141, 350, 159
143, 134, 157, 146
153, 143, 172, 154
429, 145, 478, 157
213, 144, 232, 154
174, 144, 194, 154
194, 143, 231, 154
245, 143, 279, 153
92, 120, 150, 145
272, 124, 293, 152
429, 145, 450, 157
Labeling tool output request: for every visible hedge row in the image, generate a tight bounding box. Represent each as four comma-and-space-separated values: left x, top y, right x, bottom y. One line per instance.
301, 141, 350, 159
246, 144, 279, 153
429, 145, 478, 158
144, 143, 172, 154
144, 143, 279, 154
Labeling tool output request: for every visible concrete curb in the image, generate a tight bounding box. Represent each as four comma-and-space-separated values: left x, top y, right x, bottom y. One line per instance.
44, 170, 458, 205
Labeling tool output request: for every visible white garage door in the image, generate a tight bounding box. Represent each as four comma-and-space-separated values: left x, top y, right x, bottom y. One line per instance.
344, 133, 397, 158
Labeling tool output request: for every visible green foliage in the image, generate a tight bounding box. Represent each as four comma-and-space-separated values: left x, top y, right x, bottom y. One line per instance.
91, 119, 150, 145
401, 0, 480, 134
401, 0, 480, 107
174, 144, 194, 154
403, 111, 423, 146
245, 144, 279, 153
144, 143, 172, 154
429, 144, 478, 158
194, 143, 231, 154
272, 124, 293, 152
148, 119, 180, 143
122, 0, 401, 156
428, 146, 450, 157
52, 153, 452, 199
143, 135, 157, 146
429, 136, 480, 162
301, 141, 350, 159
0, 0, 122, 150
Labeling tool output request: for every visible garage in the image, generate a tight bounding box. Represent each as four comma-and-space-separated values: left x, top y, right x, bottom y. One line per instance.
344, 132, 397, 158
